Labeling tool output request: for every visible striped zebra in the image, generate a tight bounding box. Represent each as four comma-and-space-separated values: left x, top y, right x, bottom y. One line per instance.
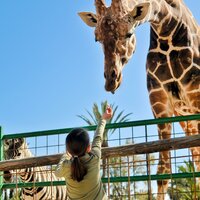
4, 138, 67, 200
3, 170, 16, 200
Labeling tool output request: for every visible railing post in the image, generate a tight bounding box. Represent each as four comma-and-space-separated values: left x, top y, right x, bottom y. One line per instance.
0, 127, 4, 200
145, 125, 152, 200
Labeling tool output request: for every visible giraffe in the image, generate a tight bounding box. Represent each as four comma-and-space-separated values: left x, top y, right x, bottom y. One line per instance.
78, 0, 200, 199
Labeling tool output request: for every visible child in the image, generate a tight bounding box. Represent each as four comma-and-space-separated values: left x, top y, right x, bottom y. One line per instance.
55, 106, 113, 200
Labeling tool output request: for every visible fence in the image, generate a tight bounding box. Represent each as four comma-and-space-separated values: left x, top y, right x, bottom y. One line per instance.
0, 114, 200, 200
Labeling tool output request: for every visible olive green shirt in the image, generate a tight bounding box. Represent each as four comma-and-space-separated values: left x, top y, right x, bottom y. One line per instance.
55, 119, 108, 200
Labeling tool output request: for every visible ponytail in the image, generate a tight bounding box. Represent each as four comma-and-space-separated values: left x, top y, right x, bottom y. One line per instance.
71, 157, 87, 182
66, 128, 90, 182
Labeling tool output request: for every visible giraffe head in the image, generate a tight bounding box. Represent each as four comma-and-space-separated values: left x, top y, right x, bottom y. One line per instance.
79, 0, 150, 93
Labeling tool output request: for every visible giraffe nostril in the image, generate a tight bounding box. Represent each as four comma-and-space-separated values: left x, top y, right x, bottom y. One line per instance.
104, 72, 107, 79
111, 70, 117, 78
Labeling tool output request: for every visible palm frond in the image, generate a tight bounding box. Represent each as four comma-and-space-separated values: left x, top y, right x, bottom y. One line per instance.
111, 104, 118, 121
113, 110, 124, 123
77, 115, 94, 126
78, 101, 133, 147
93, 103, 102, 121
118, 113, 132, 122
86, 109, 97, 124
101, 101, 108, 113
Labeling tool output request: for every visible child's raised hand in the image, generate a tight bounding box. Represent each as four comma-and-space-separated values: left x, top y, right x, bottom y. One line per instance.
102, 106, 113, 120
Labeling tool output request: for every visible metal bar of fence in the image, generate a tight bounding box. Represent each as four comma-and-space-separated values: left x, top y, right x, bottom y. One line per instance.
2, 114, 200, 139
1, 134, 200, 171
2, 172, 200, 189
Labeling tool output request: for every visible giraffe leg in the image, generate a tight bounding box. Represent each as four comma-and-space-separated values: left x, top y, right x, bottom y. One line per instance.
149, 90, 173, 200
156, 123, 172, 200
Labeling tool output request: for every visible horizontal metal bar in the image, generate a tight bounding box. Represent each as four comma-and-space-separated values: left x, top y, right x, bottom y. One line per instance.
2, 114, 200, 139
102, 172, 200, 182
2, 172, 200, 189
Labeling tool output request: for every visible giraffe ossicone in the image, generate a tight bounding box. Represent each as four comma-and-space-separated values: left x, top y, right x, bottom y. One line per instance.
79, 0, 200, 199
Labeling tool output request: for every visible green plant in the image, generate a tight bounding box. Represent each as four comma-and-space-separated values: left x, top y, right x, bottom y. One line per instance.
167, 160, 200, 200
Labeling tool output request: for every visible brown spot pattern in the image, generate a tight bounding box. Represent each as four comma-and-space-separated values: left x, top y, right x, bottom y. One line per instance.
160, 17, 177, 37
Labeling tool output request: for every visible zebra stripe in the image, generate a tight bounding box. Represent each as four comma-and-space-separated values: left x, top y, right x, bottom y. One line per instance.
4, 138, 67, 200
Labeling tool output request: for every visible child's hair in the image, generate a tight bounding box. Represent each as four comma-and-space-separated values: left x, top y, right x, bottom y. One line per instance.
66, 128, 90, 182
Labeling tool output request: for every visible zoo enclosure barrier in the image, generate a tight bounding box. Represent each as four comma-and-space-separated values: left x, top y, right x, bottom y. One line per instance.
0, 114, 200, 199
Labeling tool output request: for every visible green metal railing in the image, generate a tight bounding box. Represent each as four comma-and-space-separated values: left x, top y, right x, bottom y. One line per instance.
0, 114, 200, 199
2, 172, 200, 190
2, 114, 200, 139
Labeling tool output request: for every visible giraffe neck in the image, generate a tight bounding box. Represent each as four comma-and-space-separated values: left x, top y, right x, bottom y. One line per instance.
126, 0, 199, 53
129, 0, 200, 117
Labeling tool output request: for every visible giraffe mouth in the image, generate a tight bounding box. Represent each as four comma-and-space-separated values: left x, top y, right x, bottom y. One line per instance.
105, 73, 122, 93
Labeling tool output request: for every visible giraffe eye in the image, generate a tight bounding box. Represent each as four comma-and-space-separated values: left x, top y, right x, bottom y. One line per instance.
126, 33, 133, 38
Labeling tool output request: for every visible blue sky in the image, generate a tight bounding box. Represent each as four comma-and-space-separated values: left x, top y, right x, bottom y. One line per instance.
0, 0, 199, 134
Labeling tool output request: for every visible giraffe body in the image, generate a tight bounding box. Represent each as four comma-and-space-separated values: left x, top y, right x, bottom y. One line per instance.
79, 0, 200, 199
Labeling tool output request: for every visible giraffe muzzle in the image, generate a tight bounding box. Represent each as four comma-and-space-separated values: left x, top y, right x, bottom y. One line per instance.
105, 73, 122, 93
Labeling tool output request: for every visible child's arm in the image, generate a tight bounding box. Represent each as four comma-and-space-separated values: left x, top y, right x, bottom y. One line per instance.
92, 106, 112, 158
55, 152, 71, 177
91, 119, 106, 158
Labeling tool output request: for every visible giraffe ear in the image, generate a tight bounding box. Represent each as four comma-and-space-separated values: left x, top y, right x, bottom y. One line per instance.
78, 12, 97, 27
130, 2, 150, 21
